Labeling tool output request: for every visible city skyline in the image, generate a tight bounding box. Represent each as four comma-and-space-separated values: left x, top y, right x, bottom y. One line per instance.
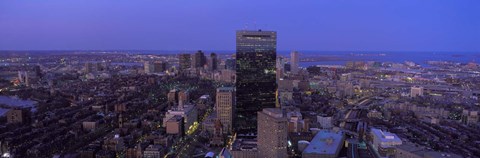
1, 0, 479, 51
0, 1, 479, 158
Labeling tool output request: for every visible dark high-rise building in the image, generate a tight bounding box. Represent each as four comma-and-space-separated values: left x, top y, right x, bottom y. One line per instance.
178, 54, 191, 71
235, 30, 277, 133
192, 50, 206, 68
153, 61, 167, 72
34, 65, 42, 78
210, 53, 218, 70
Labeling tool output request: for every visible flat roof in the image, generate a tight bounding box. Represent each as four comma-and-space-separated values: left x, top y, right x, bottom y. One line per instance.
217, 87, 234, 92
262, 108, 283, 118
303, 130, 344, 155
371, 128, 402, 147
231, 138, 258, 151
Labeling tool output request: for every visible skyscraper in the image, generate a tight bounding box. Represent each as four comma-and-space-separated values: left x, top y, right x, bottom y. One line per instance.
192, 50, 206, 68
178, 54, 191, 71
290, 51, 299, 74
235, 30, 277, 133
152, 61, 167, 73
276, 56, 285, 80
216, 87, 235, 134
257, 108, 288, 158
144, 61, 153, 74
210, 53, 218, 71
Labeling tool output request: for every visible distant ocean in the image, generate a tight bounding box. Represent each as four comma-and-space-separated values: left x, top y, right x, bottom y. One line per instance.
279, 51, 480, 67
142, 50, 479, 66
142, 50, 480, 67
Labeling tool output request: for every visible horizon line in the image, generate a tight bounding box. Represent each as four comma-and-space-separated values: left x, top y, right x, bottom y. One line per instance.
0, 50, 478, 53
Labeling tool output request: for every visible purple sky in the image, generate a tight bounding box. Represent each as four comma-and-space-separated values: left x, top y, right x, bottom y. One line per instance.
0, 0, 479, 51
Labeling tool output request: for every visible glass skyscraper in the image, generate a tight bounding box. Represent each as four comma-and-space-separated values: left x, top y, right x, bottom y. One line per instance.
235, 30, 277, 133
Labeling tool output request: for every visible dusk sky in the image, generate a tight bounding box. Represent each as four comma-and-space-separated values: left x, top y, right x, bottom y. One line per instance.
1, 0, 479, 52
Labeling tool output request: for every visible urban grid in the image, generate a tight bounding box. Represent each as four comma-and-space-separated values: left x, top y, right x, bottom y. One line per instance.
1, 1, 480, 158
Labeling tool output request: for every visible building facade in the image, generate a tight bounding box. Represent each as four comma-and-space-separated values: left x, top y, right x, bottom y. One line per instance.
192, 50, 206, 68
235, 30, 277, 133
257, 108, 288, 158
178, 54, 191, 71
216, 87, 235, 134
290, 51, 299, 74
210, 53, 218, 71
411, 86, 424, 97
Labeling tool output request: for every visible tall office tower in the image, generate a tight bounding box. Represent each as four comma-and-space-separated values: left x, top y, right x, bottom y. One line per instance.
178, 54, 191, 71
276, 56, 285, 80
192, 50, 207, 68
235, 30, 277, 133
210, 53, 218, 71
34, 65, 42, 78
258, 108, 288, 158
276, 56, 285, 70
153, 61, 167, 73
144, 61, 153, 74
216, 87, 235, 134
85, 62, 92, 73
290, 51, 299, 74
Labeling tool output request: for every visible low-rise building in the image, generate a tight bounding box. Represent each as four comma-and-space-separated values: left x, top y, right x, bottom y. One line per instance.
143, 145, 164, 158
230, 136, 258, 158
302, 130, 345, 158
162, 104, 197, 134
462, 110, 478, 126
165, 115, 184, 135
6, 109, 29, 124
83, 121, 99, 131
370, 128, 403, 157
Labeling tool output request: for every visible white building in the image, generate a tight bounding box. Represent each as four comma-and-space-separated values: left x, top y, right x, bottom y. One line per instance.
317, 115, 333, 129
370, 128, 403, 157
410, 86, 424, 97
302, 130, 345, 158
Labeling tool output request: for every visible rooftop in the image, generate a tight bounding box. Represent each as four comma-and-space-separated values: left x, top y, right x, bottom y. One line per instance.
262, 108, 283, 118
231, 137, 258, 151
168, 104, 195, 113
303, 130, 345, 155
217, 87, 234, 92
371, 128, 402, 147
